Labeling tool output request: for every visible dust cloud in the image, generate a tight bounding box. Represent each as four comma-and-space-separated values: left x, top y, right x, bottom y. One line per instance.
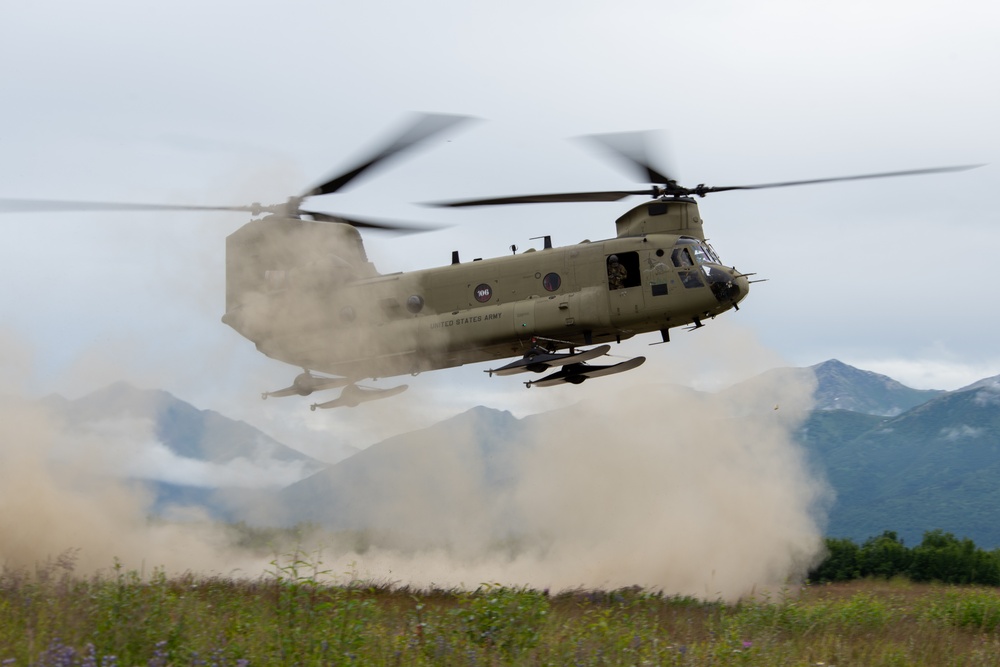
0, 395, 261, 576
0, 207, 430, 577
1, 313, 827, 600
0, 333, 265, 576
511, 375, 825, 598
295, 356, 828, 601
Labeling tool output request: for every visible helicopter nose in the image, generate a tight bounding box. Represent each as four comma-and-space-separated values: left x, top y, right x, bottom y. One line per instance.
734, 271, 750, 299
706, 266, 749, 305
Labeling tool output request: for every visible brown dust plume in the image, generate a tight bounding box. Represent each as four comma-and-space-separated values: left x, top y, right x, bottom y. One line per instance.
278, 355, 828, 601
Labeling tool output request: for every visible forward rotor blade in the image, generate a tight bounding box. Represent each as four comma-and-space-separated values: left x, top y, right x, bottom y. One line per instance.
694, 164, 986, 195
304, 113, 474, 198
428, 163, 984, 207
428, 189, 654, 207
579, 131, 676, 185
302, 209, 442, 233
0, 198, 260, 214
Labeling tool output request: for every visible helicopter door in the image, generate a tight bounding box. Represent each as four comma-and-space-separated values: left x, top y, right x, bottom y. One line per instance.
606, 251, 645, 323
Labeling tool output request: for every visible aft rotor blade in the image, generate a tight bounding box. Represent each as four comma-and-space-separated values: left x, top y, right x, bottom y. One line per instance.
695, 164, 986, 195
304, 113, 474, 198
429, 189, 655, 207
302, 209, 442, 233
0, 198, 261, 214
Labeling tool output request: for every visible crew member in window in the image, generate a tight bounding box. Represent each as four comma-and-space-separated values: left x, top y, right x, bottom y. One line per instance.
608, 255, 627, 290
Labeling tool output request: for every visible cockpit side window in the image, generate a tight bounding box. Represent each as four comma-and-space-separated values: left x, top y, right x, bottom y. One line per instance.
671, 247, 694, 268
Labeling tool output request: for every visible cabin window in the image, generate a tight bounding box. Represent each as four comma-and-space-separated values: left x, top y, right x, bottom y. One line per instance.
606, 251, 641, 290
406, 295, 425, 314
542, 273, 561, 291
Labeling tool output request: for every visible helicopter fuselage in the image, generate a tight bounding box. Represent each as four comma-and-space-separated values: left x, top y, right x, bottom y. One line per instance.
222, 198, 750, 381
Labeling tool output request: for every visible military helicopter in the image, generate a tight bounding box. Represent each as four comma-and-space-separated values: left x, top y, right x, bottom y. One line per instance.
1, 114, 980, 409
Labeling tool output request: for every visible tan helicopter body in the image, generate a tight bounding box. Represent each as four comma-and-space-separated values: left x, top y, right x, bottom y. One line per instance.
2, 114, 977, 408
222, 197, 748, 395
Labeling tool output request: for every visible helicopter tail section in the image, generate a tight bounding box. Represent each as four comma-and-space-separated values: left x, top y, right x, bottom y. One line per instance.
223, 217, 379, 342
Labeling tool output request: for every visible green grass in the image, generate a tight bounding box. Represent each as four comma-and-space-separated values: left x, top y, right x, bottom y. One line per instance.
3, 553, 1000, 666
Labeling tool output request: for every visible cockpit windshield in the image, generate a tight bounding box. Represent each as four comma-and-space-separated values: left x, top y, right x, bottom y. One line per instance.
671, 238, 720, 267
690, 244, 712, 264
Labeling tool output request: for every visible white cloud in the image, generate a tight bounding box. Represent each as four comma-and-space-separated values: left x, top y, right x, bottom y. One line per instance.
50, 417, 320, 489
974, 385, 1000, 407
127, 443, 318, 488
841, 357, 1000, 391
940, 425, 984, 441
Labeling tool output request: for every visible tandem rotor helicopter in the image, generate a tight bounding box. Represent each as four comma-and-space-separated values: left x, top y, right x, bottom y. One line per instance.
1, 114, 981, 409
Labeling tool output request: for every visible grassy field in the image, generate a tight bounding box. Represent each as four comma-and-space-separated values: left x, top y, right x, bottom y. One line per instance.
3, 552, 1000, 666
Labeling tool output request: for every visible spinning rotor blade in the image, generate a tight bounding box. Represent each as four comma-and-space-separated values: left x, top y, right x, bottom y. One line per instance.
0, 199, 443, 233
302, 210, 442, 233
685, 164, 986, 196
428, 130, 673, 208
429, 189, 654, 207
1, 114, 469, 229
303, 112, 474, 198
0, 198, 264, 214
431, 123, 981, 207
1, 113, 473, 221
429, 163, 983, 207
578, 131, 676, 185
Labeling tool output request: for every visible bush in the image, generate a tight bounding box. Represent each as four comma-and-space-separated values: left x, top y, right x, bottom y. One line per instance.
810, 529, 1000, 586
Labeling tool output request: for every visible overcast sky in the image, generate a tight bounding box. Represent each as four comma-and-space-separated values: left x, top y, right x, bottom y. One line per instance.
2, 0, 998, 457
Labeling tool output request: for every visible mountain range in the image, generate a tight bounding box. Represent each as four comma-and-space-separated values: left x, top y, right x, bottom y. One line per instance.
33, 361, 1000, 547
36, 381, 324, 517
738, 359, 945, 416
797, 368, 1000, 546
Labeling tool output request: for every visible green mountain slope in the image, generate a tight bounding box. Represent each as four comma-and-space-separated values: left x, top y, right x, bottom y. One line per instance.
805, 383, 1000, 546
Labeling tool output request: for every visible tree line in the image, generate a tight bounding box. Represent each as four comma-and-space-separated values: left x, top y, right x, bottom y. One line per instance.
809, 530, 1000, 586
